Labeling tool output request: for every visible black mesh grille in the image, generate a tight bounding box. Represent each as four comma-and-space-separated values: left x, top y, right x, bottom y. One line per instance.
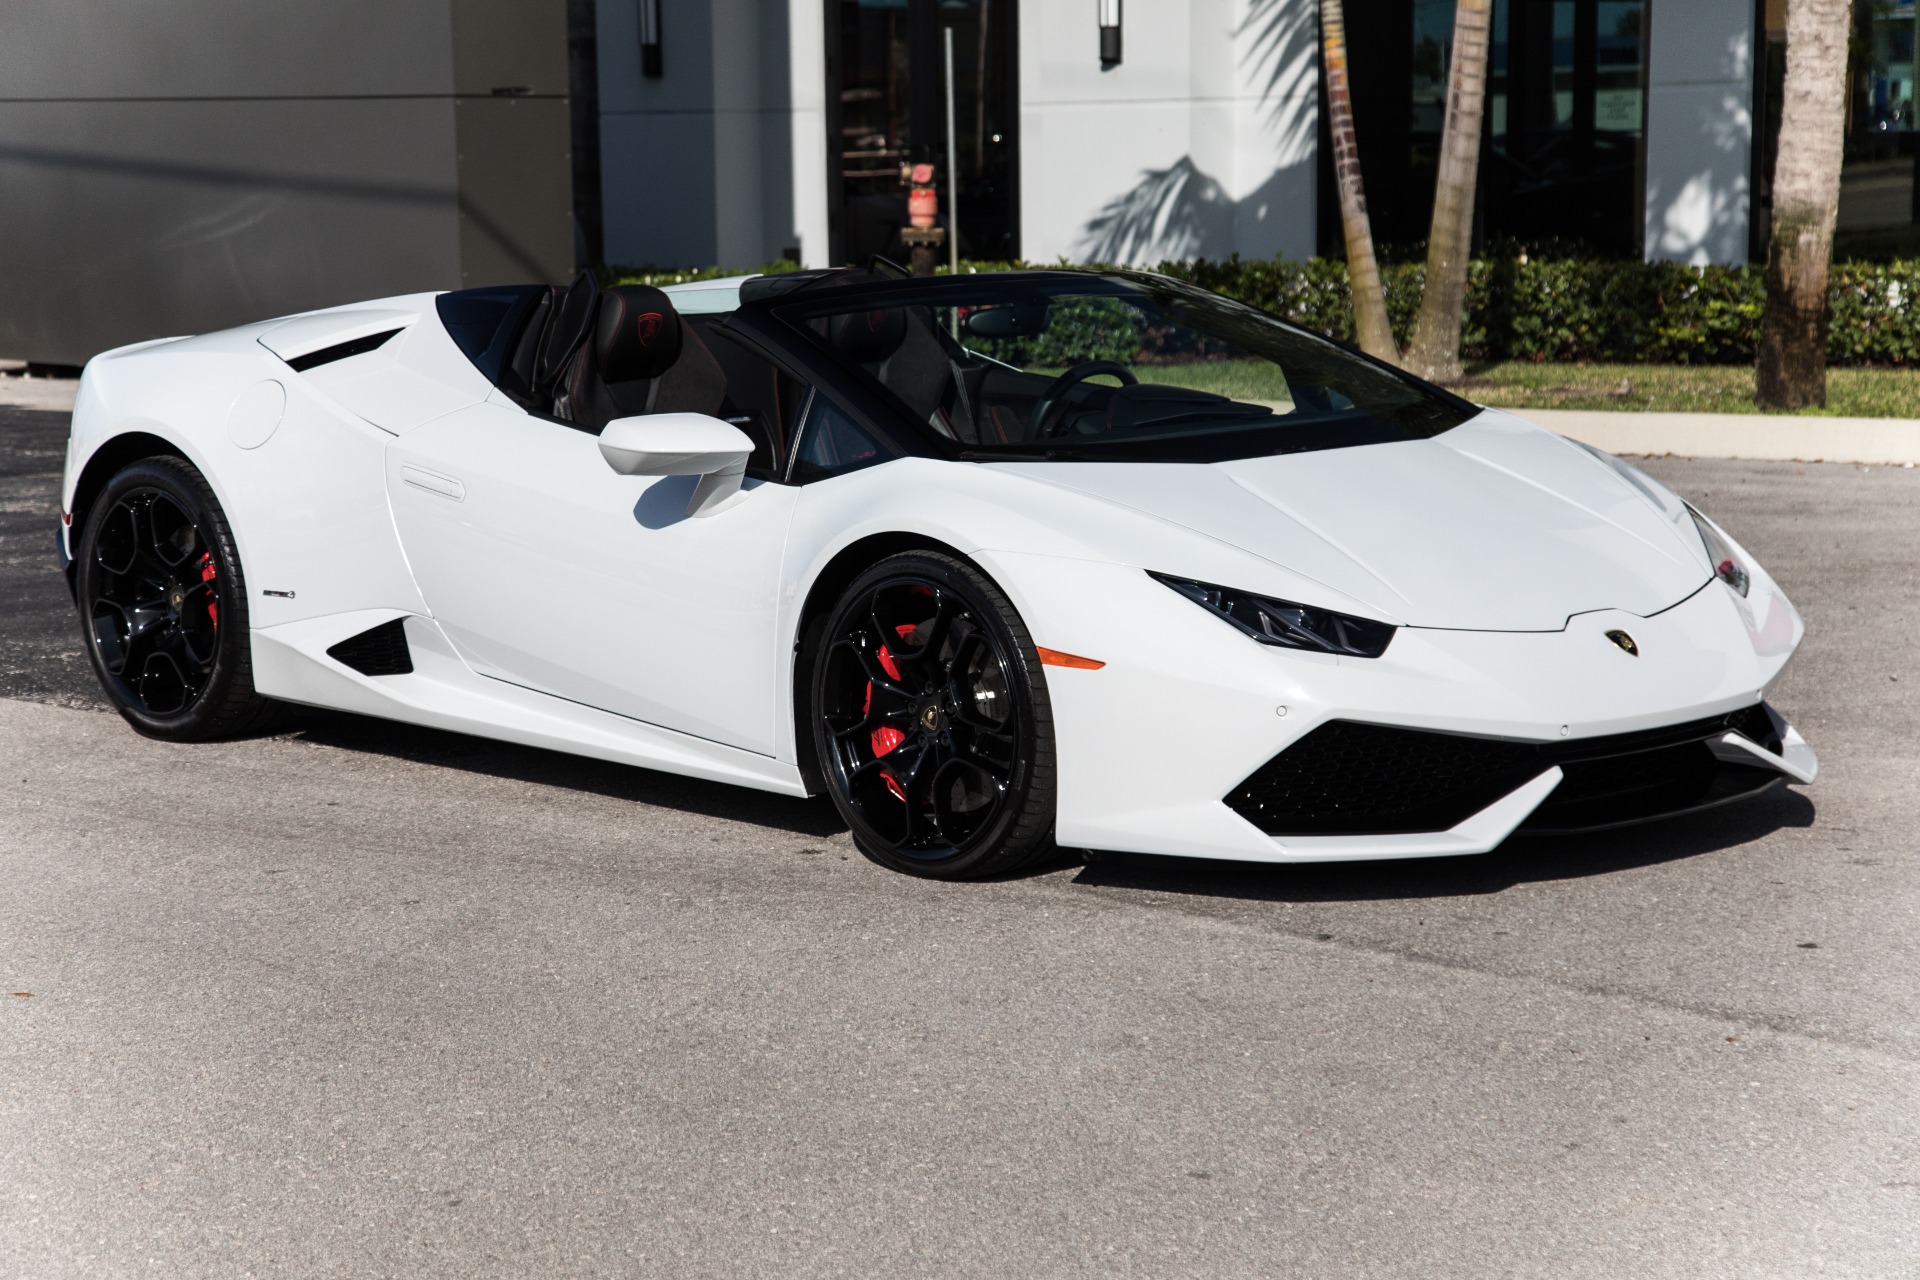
1228, 704, 1785, 837
326, 618, 414, 676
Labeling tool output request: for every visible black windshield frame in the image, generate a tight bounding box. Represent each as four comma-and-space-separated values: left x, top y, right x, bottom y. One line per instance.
739, 270, 1480, 465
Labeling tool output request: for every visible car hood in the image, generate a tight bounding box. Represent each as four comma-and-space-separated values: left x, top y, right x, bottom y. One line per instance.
992, 411, 1711, 632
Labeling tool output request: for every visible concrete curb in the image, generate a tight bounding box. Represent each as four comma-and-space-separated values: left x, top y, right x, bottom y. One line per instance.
0, 376, 78, 413
1510, 407, 1920, 466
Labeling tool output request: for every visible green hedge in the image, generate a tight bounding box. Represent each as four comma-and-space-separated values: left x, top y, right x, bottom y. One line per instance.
1132, 256, 1920, 367
605, 256, 1920, 367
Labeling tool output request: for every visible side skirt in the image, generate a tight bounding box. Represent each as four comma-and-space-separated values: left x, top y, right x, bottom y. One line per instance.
250, 610, 809, 797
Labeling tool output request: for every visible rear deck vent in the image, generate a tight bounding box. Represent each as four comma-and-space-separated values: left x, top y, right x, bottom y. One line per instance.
287, 328, 403, 372
326, 618, 414, 676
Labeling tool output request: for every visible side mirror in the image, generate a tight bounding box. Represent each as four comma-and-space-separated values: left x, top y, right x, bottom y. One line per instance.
599, 412, 754, 517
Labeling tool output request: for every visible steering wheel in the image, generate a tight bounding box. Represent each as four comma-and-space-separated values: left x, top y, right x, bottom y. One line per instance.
1027, 360, 1138, 440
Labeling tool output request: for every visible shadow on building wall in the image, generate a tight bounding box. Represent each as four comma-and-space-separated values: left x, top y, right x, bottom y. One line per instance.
1073, 0, 1317, 264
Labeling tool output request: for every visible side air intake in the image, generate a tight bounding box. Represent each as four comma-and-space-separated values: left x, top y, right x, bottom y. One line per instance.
287, 327, 403, 372
326, 618, 414, 676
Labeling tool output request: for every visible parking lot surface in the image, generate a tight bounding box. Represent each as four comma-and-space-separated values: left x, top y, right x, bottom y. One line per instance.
4, 403, 1918, 1277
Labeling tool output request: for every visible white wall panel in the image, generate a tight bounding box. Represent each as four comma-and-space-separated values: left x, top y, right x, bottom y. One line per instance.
1021, 0, 1318, 265
1644, 0, 1754, 265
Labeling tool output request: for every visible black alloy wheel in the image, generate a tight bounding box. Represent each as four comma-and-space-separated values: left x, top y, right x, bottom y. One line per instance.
812, 551, 1056, 879
76, 456, 279, 740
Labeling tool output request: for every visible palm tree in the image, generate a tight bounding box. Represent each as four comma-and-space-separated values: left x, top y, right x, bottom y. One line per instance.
1403, 0, 1493, 383
1756, 0, 1851, 409
1320, 0, 1396, 362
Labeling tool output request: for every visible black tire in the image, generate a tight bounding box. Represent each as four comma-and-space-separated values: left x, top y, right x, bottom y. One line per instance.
75, 455, 281, 740
810, 551, 1056, 879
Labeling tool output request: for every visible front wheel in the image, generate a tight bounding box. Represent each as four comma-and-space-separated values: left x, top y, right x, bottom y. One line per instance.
75, 455, 280, 740
811, 551, 1056, 879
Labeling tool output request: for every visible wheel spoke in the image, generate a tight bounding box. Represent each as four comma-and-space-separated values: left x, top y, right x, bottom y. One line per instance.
893, 595, 957, 682
842, 640, 915, 701
825, 703, 911, 742
949, 721, 1015, 777
147, 494, 201, 570
930, 757, 1006, 843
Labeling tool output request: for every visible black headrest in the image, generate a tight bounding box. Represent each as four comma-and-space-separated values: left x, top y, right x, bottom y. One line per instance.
827, 307, 908, 364
535, 271, 599, 388
595, 285, 684, 383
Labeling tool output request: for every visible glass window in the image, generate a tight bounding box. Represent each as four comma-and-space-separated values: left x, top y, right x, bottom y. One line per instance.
790, 394, 897, 483
830, 0, 1018, 265
780, 277, 1474, 464
1484, 0, 1646, 255
436, 285, 547, 385
1837, 0, 1920, 258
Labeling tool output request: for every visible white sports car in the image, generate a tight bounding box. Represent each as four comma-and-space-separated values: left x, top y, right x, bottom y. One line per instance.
59, 266, 1816, 878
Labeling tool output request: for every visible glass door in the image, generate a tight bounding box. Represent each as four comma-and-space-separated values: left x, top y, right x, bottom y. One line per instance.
826, 0, 1020, 267
1838, 0, 1918, 258
1485, 0, 1648, 255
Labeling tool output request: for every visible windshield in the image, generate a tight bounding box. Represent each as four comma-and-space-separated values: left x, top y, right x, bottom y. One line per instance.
774, 274, 1475, 462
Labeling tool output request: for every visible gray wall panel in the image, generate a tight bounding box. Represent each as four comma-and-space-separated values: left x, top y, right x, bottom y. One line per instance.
454, 96, 575, 285
0, 1, 574, 363
0, 2, 455, 99
0, 100, 463, 364
453, 0, 570, 96
598, 110, 719, 268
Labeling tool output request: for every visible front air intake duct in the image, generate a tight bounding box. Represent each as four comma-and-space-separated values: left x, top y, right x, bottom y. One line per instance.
1227, 705, 1784, 836
326, 618, 414, 676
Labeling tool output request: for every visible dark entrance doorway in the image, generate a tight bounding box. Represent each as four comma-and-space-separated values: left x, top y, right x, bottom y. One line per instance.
825, 0, 1020, 267
1321, 0, 1647, 258
1484, 0, 1648, 255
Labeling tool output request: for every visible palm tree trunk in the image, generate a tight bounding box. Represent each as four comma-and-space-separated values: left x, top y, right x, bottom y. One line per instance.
1756, 0, 1850, 410
1404, 0, 1493, 383
1320, 0, 1397, 363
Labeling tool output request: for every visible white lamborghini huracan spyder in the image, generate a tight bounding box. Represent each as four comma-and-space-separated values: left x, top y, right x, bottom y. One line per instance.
59, 266, 1816, 877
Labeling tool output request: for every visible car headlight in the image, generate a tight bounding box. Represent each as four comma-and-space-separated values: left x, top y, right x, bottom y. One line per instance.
1150, 573, 1396, 658
1686, 505, 1750, 597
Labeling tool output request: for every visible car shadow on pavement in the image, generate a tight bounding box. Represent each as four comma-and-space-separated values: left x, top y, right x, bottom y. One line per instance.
266, 706, 1817, 887
282, 707, 852, 839
1066, 786, 1817, 902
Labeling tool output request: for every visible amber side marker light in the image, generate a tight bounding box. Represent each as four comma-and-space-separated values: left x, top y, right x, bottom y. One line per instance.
1037, 647, 1105, 670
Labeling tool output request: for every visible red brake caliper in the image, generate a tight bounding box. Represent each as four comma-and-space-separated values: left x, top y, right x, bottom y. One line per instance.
869, 638, 913, 802
198, 552, 218, 628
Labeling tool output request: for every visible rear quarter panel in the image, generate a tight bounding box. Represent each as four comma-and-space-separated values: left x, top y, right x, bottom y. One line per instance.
66, 325, 427, 635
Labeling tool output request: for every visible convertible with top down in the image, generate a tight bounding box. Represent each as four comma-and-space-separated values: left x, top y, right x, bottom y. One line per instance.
59, 265, 1816, 877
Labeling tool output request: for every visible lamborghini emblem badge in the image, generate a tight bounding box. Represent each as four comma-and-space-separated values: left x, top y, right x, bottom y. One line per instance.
1606, 629, 1639, 657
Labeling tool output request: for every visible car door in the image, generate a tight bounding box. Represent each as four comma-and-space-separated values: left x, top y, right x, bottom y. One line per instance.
386, 396, 798, 755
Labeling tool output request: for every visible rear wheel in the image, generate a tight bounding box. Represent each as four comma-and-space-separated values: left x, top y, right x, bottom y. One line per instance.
811, 551, 1055, 879
76, 456, 279, 740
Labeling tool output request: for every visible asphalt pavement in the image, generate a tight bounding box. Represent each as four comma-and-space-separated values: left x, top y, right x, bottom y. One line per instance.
4, 402, 1919, 1278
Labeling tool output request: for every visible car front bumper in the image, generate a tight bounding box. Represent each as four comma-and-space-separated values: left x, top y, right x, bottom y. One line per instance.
978, 550, 1813, 864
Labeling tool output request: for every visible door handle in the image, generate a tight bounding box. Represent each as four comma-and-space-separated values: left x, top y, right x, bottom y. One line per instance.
400, 464, 465, 501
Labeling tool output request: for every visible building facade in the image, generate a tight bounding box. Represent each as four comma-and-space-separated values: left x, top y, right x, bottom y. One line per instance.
593, 0, 1917, 272
4, 0, 1914, 364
